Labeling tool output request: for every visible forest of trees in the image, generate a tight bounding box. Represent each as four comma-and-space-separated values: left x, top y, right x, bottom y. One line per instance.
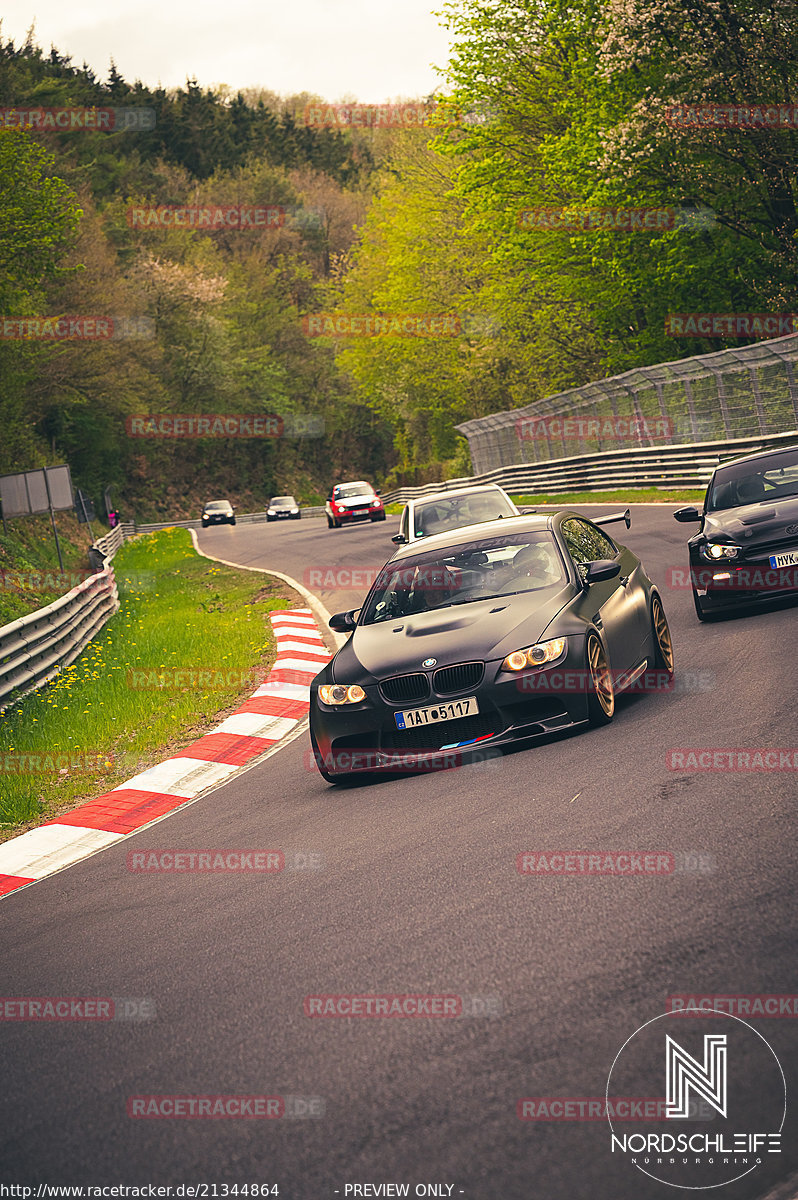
1, 0, 797, 517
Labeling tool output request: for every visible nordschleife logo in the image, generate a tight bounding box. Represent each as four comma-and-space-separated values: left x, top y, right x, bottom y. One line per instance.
606, 1010, 785, 1189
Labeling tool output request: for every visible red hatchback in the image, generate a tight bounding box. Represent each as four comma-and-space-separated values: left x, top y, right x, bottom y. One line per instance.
326, 481, 386, 529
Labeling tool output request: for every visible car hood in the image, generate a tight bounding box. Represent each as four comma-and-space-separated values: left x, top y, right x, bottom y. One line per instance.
704, 494, 798, 548
346, 586, 574, 678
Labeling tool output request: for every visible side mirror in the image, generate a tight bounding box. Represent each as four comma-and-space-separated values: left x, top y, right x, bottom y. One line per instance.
518, 506, 536, 514
391, 533, 406, 544
329, 609, 358, 633
585, 559, 621, 585
375, 488, 381, 495
673, 506, 701, 523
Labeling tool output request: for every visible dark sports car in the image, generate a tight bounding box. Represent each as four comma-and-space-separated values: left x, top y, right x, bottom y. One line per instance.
309, 510, 674, 783
267, 495, 301, 521
674, 444, 798, 620
201, 499, 236, 527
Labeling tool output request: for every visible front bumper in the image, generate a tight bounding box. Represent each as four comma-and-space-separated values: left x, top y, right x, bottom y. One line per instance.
691, 559, 798, 609
309, 643, 593, 777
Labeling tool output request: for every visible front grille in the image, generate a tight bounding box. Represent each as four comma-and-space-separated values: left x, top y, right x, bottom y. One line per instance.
380, 673, 429, 704
381, 711, 499, 753
433, 661, 483, 694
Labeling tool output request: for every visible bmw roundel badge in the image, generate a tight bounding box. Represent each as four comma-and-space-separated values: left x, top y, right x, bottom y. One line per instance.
422, 658, 437, 668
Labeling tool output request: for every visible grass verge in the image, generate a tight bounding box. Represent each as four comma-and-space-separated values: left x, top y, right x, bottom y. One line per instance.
0, 511, 96, 627
0, 528, 304, 841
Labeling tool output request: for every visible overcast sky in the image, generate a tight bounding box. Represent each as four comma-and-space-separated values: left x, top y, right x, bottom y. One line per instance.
1, 0, 454, 100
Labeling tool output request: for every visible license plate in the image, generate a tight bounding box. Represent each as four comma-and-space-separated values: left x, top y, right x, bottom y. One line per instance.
352, 508, 369, 516
395, 697, 479, 729
769, 549, 798, 568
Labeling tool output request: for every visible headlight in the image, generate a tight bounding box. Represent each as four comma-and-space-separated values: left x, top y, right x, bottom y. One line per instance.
502, 637, 567, 671
290, 507, 299, 514
701, 543, 740, 560
267, 509, 276, 515
318, 684, 366, 705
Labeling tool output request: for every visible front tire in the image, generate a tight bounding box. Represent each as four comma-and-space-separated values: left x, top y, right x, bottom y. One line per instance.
586, 632, 615, 725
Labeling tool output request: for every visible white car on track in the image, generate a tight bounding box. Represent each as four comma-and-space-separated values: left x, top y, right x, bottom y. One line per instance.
391, 483, 528, 545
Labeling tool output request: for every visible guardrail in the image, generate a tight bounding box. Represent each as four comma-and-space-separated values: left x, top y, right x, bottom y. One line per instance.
0, 568, 119, 712
379, 430, 798, 504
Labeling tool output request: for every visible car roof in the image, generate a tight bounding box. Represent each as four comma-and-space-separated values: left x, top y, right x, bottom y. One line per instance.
713, 443, 798, 472
389, 512, 567, 559
408, 483, 507, 506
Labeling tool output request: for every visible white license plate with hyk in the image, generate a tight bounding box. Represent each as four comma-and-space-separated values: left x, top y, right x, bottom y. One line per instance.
395, 697, 479, 729
353, 508, 369, 516
769, 548, 798, 568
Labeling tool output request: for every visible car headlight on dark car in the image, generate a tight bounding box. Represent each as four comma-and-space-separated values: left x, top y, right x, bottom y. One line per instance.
502, 637, 567, 671
318, 684, 367, 705
701, 543, 740, 560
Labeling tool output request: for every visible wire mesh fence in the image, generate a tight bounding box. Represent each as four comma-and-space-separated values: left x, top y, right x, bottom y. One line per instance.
456, 334, 798, 474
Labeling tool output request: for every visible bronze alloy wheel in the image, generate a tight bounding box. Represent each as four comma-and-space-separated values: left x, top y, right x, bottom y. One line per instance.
586, 632, 615, 723
651, 594, 675, 673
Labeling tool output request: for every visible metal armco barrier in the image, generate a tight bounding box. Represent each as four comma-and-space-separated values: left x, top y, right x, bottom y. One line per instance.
0, 569, 119, 712
379, 431, 798, 504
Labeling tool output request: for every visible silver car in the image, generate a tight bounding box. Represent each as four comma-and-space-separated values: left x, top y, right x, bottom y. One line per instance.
392, 484, 527, 545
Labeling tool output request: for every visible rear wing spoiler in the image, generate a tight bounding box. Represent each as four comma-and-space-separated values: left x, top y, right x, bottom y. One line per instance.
593, 508, 631, 530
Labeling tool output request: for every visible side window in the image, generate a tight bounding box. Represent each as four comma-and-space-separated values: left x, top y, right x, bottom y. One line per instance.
400, 507, 409, 540
562, 519, 617, 574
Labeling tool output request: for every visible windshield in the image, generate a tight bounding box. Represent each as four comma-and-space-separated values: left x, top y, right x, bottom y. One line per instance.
707, 448, 798, 511
412, 491, 515, 538
205, 501, 230, 510
334, 483, 372, 499
270, 497, 295, 506
360, 532, 566, 625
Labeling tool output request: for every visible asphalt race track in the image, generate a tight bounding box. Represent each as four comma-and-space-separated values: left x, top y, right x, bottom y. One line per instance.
2, 506, 797, 1199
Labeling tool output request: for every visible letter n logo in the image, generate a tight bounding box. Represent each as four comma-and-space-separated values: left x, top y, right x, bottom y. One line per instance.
666, 1034, 727, 1118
